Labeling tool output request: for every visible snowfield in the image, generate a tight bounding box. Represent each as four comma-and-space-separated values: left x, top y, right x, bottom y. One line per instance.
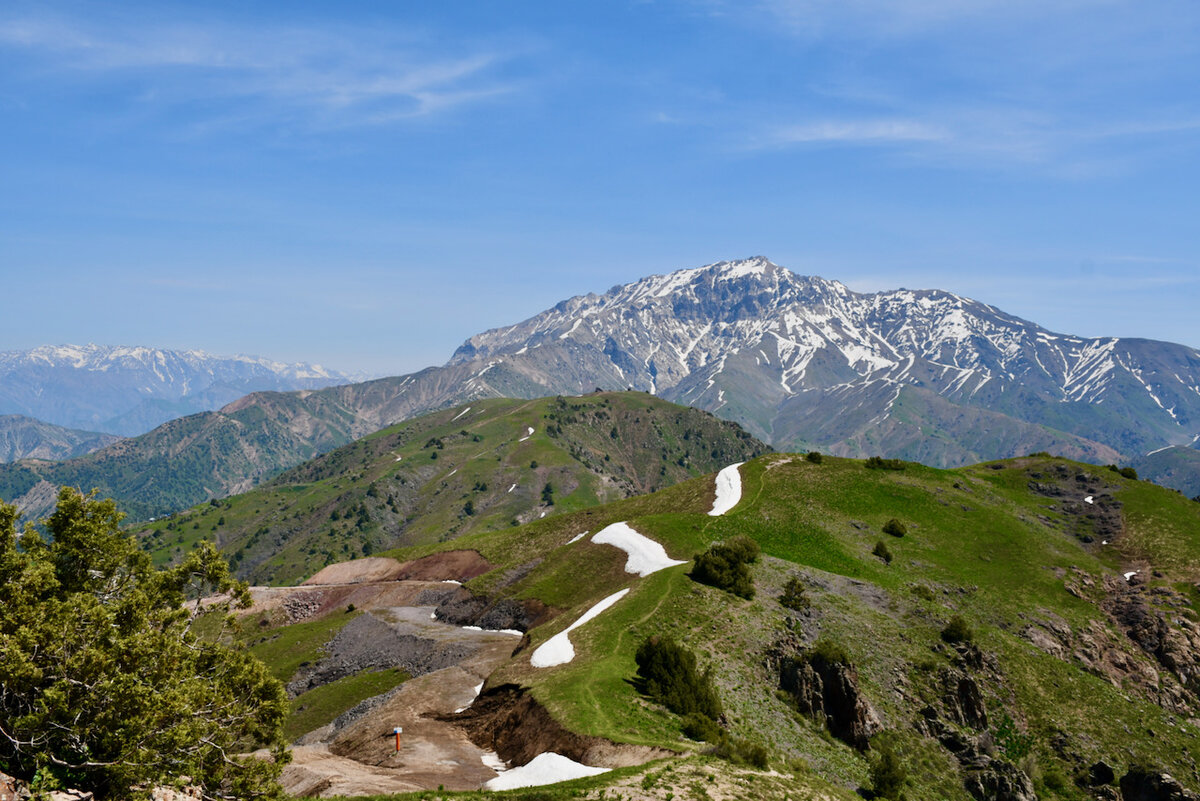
591, 522, 686, 577
483, 752, 609, 790
708, 462, 744, 516
530, 589, 630, 668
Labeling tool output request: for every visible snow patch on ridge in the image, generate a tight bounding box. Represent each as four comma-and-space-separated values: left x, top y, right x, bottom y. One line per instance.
530, 589, 630, 668
708, 462, 744, 516
591, 523, 687, 576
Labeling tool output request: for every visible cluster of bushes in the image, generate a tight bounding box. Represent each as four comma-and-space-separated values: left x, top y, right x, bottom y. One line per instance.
1106, 464, 1139, 480
690, 535, 760, 599
882, 518, 907, 537
865, 456, 906, 471
805, 451, 823, 464
635, 635, 768, 768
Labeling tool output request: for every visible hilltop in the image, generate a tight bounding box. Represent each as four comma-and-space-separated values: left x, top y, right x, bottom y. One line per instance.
133, 393, 768, 585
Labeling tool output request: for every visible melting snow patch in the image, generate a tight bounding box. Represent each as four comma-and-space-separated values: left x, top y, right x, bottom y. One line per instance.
447, 468, 458, 477
708, 462, 745, 516
530, 589, 630, 668
1084, 496, 1094, 505
1124, 571, 1138, 581
430, 611, 437, 620
566, 531, 588, 545
451, 406, 472, 422
484, 753, 609, 790
442, 579, 463, 585
1102, 540, 1109, 545
394, 456, 403, 462
592, 523, 687, 577
454, 683, 485, 713
481, 751, 508, 773
508, 483, 518, 493
519, 426, 535, 442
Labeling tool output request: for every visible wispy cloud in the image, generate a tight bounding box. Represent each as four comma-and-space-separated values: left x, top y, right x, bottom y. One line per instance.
761, 119, 947, 146
0, 13, 525, 127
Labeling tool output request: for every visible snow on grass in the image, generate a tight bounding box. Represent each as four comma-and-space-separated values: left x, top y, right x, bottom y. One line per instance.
591, 522, 687, 577
519, 426, 536, 442
1084, 495, 1094, 504
394, 456, 403, 462
566, 531, 588, 545
447, 468, 458, 477
508, 483, 518, 493
451, 406, 472, 422
530, 589, 629, 668
483, 752, 608, 791
707, 462, 745, 516
1124, 571, 1138, 581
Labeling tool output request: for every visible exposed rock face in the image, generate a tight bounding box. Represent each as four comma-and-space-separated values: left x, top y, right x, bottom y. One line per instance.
941, 668, 989, 730
1120, 768, 1199, 801
446, 684, 673, 768
964, 760, 1037, 801
777, 652, 882, 750
433, 591, 553, 633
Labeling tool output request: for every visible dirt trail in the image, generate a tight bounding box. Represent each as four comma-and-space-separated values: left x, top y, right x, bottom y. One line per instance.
248, 563, 522, 798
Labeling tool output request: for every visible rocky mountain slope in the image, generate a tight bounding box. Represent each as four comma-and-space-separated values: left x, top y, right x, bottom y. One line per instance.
220, 451, 1200, 799
0, 415, 120, 461
0, 344, 355, 436
452, 257, 1198, 468
132, 393, 768, 584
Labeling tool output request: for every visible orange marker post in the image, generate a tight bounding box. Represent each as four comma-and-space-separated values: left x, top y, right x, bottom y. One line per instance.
393, 726, 402, 751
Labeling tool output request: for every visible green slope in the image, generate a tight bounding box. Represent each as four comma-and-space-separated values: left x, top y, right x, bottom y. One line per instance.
369, 452, 1200, 799
133, 392, 769, 585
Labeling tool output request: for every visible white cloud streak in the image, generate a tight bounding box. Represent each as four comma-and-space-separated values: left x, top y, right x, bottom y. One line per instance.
0, 14, 522, 125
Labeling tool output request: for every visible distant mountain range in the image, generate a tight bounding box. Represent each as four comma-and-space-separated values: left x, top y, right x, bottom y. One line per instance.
0, 344, 356, 437
0, 415, 121, 462
4, 258, 1199, 520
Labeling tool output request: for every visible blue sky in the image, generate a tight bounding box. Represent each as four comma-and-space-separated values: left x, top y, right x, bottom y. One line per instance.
2, 1, 1198, 374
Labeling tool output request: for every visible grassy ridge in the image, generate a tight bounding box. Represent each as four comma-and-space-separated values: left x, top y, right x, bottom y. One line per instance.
132, 393, 767, 584
369, 452, 1200, 799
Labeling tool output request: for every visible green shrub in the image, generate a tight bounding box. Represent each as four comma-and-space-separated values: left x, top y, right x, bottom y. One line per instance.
691, 536, 760, 599
869, 741, 907, 800
779, 575, 810, 610
635, 635, 723, 721
1119, 466, 1139, 480
941, 614, 974, 644
805, 451, 823, 464
873, 540, 893, 564
809, 638, 850, 668
882, 518, 907, 537
865, 456, 906, 470
681, 713, 722, 743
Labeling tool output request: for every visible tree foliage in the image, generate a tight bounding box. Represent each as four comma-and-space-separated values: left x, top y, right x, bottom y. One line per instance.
0, 489, 288, 799
690, 535, 760, 599
634, 635, 723, 721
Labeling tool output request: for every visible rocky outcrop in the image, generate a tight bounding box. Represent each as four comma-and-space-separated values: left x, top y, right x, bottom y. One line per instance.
964, 760, 1037, 801
1120, 768, 1199, 801
777, 651, 881, 750
433, 590, 554, 633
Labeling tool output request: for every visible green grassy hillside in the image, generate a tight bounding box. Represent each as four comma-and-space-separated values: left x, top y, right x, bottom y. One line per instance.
133, 393, 768, 585
364, 452, 1200, 799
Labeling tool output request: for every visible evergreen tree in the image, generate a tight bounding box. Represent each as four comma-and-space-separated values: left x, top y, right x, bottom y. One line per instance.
0, 489, 288, 798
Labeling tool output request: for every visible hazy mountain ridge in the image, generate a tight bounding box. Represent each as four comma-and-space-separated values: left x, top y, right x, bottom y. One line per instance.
0, 344, 358, 436
0, 415, 121, 462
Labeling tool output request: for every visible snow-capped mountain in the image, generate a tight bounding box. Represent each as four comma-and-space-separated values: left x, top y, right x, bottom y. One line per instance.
450, 257, 1200, 465
0, 344, 356, 436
